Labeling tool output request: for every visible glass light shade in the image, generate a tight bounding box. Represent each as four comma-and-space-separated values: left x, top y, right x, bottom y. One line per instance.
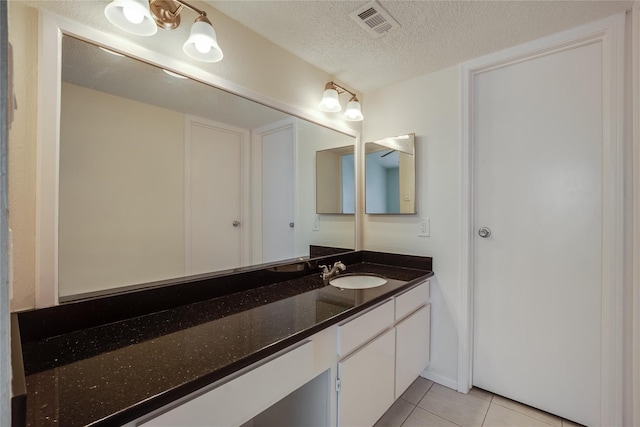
104, 0, 157, 36
343, 100, 364, 121
183, 20, 224, 63
318, 89, 342, 112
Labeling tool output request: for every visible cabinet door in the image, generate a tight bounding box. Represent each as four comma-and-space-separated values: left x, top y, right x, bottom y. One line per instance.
337, 329, 395, 427
395, 304, 430, 398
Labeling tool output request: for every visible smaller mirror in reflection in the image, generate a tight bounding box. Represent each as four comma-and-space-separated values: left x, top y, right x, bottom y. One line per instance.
365, 133, 416, 214
316, 146, 355, 214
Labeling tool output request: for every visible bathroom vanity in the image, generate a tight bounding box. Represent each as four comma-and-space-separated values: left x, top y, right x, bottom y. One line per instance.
12, 251, 432, 427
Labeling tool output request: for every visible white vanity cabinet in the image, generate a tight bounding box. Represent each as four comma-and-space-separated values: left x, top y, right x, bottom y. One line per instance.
336, 280, 431, 427
134, 279, 430, 427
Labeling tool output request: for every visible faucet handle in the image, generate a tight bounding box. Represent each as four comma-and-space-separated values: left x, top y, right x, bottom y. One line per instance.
319, 264, 329, 274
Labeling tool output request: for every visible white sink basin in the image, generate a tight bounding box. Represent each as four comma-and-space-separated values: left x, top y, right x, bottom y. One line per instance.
329, 274, 388, 290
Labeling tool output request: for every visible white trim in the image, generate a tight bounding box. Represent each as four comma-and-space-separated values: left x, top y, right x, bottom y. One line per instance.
36, 11, 359, 307
599, 14, 626, 426
459, 14, 626, 425
36, 12, 62, 307
184, 115, 252, 273
457, 61, 473, 394
354, 133, 363, 251
632, 5, 640, 427
420, 368, 457, 391
0, 2, 10, 424
251, 117, 297, 264
251, 128, 264, 264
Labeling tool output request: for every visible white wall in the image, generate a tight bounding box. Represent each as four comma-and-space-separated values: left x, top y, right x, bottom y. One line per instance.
7, 1, 37, 310
59, 83, 185, 297
362, 66, 461, 387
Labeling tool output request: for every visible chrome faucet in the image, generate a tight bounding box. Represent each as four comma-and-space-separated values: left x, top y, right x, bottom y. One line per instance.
319, 261, 346, 280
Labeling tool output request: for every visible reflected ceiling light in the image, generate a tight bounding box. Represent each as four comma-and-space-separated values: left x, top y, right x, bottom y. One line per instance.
162, 69, 188, 79
99, 46, 125, 57
104, 0, 223, 63
318, 81, 363, 121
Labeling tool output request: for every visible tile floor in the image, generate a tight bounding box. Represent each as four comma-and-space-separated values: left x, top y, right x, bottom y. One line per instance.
374, 378, 584, 427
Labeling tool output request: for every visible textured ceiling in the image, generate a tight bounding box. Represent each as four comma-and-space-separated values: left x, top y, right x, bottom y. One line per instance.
206, 0, 634, 93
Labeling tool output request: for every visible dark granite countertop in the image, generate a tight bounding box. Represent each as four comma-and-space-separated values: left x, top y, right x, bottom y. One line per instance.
13, 251, 433, 427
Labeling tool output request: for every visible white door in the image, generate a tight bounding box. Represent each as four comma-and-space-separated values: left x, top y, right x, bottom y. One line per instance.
253, 120, 295, 264
186, 117, 249, 275
473, 42, 604, 425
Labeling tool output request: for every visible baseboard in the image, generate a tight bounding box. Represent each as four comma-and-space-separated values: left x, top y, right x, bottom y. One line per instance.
420, 368, 458, 391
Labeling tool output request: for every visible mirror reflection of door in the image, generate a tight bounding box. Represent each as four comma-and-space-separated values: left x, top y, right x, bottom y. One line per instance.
186, 117, 248, 275
256, 120, 296, 264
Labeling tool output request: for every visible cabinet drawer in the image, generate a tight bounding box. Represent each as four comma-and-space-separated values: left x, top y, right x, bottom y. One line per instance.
395, 280, 429, 320
337, 300, 394, 357
141, 341, 314, 426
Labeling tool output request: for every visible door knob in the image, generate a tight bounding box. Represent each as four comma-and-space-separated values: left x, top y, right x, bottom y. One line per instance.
478, 227, 491, 238
232, 221, 241, 227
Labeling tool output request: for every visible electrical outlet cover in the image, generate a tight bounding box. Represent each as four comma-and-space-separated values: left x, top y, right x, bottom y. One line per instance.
418, 217, 430, 237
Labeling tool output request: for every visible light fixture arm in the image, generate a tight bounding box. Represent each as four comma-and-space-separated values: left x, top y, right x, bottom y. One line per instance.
326, 81, 359, 102
148, 0, 211, 30
170, 0, 207, 18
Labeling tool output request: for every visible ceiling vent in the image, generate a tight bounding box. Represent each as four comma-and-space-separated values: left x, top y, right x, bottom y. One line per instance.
349, 1, 400, 38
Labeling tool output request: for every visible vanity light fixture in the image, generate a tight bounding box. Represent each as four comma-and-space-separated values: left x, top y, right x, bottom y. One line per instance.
318, 81, 364, 121
104, 0, 223, 63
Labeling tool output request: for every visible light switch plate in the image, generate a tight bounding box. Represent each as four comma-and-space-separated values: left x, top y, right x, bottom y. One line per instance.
313, 215, 320, 231
418, 217, 430, 237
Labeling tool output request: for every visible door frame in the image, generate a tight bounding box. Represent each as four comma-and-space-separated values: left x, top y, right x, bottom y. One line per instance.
458, 14, 625, 425
184, 115, 251, 274
632, 6, 640, 427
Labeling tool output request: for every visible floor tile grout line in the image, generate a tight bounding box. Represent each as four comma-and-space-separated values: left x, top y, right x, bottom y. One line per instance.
490, 397, 562, 427
479, 400, 492, 426
425, 408, 465, 427
398, 381, 433, 427
398, 402, 418, 427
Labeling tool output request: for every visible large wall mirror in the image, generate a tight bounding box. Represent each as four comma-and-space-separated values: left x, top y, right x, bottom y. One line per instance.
365, 133, 416, 214
50, 33, 356, 302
